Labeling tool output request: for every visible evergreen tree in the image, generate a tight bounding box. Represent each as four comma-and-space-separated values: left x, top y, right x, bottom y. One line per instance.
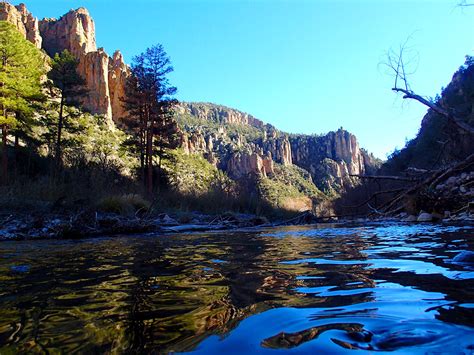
0, 21, 45, 183
122, 44, 178, 196
47, 49, 86, 168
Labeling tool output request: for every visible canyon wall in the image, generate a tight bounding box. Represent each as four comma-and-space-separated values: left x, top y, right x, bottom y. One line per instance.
175, 102, 378, 191
0, 3, 128, 124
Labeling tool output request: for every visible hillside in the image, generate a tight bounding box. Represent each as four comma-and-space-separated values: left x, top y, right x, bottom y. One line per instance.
175, 102, 380, 193
335, 57, 474, 220
0, 2, 380, 217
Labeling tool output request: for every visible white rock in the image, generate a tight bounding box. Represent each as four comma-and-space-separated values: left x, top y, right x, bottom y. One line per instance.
403, 215, 417, 222
417, 212, 433, 222
446, 176, 457, 185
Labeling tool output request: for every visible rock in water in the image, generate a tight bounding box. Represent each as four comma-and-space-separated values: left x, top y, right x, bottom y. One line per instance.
417, 212, 433, 222
452, 251, 474, 264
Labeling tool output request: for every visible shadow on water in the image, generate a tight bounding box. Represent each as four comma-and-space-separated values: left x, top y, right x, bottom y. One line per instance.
0, 222, 473, 353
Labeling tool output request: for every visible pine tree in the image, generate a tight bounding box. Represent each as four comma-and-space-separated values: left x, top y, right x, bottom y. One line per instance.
0, 21, 45, 183
48, 49, 86, 169
122, 44, 178, 196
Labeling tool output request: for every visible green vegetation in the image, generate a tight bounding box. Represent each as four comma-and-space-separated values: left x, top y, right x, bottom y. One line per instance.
176, 111, 264, 143
162, 149, 234, 196
0, 23, 327, 221
48, 50, 87, 168
258, 164, 325, 213
0, 21, 45, 183
97, 194, 150, 215
122, 44, 178, 196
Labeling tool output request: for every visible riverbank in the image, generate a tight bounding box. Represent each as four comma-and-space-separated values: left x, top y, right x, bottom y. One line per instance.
1, 208, 472, 241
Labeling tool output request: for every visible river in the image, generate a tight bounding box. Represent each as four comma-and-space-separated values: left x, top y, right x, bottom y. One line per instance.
0, 222, 473, 353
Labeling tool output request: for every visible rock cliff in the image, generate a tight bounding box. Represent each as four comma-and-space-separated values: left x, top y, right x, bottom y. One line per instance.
290, 129, 377, 191
0, 2, 41, 48
175, 102, 379, 193
1, 3, 128, 123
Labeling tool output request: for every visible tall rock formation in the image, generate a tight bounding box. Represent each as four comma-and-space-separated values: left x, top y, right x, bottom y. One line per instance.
1, 3, 128, 123
0, 2, 41, 48
39, 7, 96, 57
290, 129, 377, 190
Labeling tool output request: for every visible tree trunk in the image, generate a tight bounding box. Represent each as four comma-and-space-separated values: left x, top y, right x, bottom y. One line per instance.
13, 131, 19, 176
146, 124, 153, 197
147, 133, 153, 196
157, 142, 163, 188
1, 124, 8, 184
55, 94, 65, 170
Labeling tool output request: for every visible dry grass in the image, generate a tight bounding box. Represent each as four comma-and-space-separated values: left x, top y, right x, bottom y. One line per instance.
97, 194, 150, 216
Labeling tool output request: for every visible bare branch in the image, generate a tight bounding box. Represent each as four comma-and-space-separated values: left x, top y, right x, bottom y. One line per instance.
350, 174, 419, 182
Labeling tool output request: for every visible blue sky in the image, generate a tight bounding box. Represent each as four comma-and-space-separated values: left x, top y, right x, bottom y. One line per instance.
27, 0, 473, 158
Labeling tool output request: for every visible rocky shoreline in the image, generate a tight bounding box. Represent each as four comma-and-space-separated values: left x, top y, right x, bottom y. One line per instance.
1, 207, 472, 242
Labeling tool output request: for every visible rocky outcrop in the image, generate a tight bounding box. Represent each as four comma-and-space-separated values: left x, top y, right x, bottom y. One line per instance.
108, 50, 129, 121
1, 3, 128, 123
175, 103, 378, 192
39, 7, 96, 58
0, 2, 41, 48
262, 135, 292, 165
290, 129, 378, 191
227, 152, 274, 179
78, 48, 113, 123
177, 102, 267, 129
38, 7, 128, 123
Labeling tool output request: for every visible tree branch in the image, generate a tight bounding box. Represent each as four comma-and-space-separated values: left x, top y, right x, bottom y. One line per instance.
350, 174, 419, 182
392, 87, 474, 135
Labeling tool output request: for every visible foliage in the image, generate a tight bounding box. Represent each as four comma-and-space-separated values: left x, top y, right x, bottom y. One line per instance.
47, 49, 87, 166
162, 149, 235, 197
258, 164, 326, 213
122, 44, 178, 194
0, 21, 45, 125
97, 194, 150, 215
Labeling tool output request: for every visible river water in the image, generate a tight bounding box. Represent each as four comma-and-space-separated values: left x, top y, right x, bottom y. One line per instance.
0, 223, 473, 353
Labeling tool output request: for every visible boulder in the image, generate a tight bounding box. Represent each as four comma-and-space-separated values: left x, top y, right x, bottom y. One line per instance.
403, 215, 417, 222
417, 212, 433, 222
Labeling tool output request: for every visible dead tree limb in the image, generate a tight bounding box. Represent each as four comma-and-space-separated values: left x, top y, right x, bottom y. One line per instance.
392, 88, 474, 135
350, 174, 419, 182
376, 153, 474, 215
341, 188, 405, 209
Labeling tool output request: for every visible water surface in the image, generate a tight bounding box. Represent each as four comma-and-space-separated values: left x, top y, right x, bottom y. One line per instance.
0, 223, 473, 353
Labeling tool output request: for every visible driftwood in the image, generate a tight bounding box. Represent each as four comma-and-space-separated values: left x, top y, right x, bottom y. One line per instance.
341, 188, 405, 209
342, 153, 474, 218
373, 153, 474, 216
273, 211, 319, 226
350, 174, 419, 182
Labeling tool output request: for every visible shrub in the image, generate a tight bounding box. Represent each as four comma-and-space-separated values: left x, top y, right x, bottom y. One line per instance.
97, 194, 150, 215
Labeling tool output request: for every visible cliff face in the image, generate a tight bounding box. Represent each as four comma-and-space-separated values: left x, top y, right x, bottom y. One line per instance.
290, 129, 377, 190
175, 102, 378, 192
179, 102, 266, 129
39, 7, 96, 58
1, 3, 128, 124
0, 2, 41, 48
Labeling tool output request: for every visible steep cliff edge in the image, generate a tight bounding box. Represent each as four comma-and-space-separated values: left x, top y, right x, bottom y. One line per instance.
0, 3, 128, 124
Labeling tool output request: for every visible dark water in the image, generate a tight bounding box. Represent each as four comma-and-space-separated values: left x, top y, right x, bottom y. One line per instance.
0, 223, 474, 354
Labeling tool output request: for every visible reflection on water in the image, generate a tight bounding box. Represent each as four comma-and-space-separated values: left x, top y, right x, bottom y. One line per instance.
0, 223, 473, 353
